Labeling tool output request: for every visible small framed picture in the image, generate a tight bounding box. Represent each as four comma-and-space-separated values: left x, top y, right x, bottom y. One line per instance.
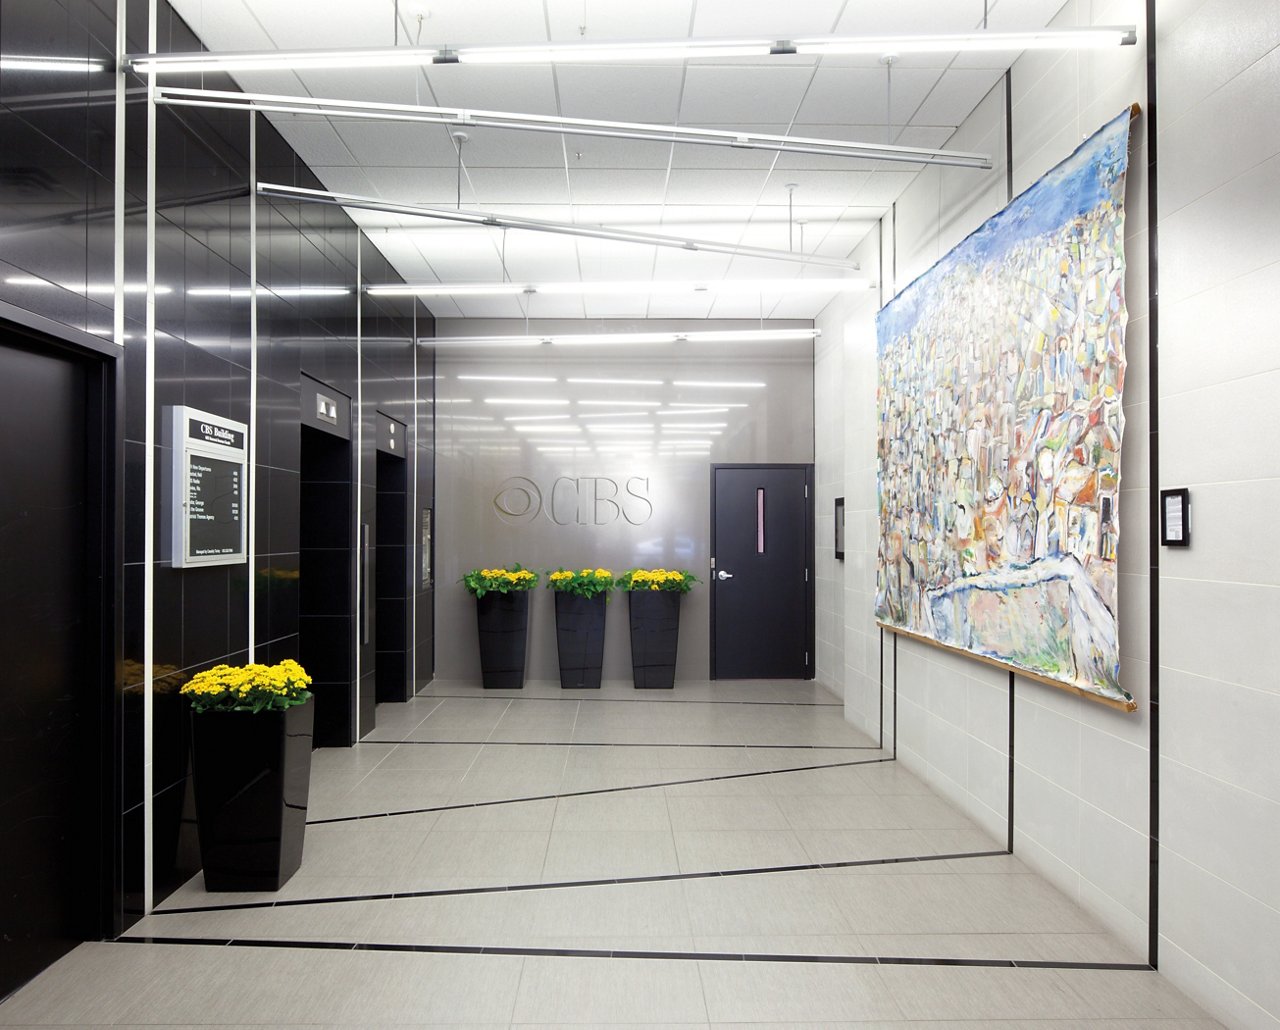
1160, 488, 1190, 547
834, 497, 845, 561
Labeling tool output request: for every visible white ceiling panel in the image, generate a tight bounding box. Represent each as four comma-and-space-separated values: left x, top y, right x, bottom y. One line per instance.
796, 66, 942, 125
760, 168, 873, 206
425, 65, 561, 114
330, 121, 457, 167
567, 169, 670, 205
690, 0, 846, 36
170, 0, 274, 48
544, 0, 694, 40
295, 67, 436, 106
567, 137, 673, 170
395, 0, 549, 44
309, 166, 381, 197
269, 118, 358, 166
679, 65, 817, 124
575, 239, 659, 279
912, 67, 1007, 125
580, 295, 654, 319
663, 169, 769, 205
649, 249, 735, 279
642, 295, 718, 320
555, 65, 686, 123
358, 165, 472, 203
833, 0, 982, 34
457, 127, 569, 168
465, 167, 572, 205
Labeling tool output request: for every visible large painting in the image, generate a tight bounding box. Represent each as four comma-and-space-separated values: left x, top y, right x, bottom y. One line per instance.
875, 109, 1136, 707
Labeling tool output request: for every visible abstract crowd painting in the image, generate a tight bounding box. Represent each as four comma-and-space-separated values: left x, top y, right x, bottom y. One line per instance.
875, 109, 1136, 707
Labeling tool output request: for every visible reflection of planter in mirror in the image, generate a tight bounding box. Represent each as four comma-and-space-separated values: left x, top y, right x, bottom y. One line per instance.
627, 591, 683, 690
476, 591, 530, 689
554, 592, 606, 690
190, 699, 313, 892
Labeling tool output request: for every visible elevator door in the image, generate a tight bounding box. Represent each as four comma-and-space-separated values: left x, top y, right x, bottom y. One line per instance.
710, 464, 814, 679
0, 336, 97, 996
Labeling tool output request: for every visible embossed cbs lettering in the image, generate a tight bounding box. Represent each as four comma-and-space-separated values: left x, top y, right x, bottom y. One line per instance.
493, 475, 652, 526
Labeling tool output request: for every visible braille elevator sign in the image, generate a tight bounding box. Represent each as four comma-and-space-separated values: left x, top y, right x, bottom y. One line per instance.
168, 406, 249, 568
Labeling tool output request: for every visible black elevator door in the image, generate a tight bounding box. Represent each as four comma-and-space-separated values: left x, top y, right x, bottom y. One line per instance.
0, 340, 92, 996
712, 465, 812, 679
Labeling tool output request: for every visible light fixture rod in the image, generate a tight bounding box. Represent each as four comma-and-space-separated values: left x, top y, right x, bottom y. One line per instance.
155, 86, 993, 170
256, 181, 861, 269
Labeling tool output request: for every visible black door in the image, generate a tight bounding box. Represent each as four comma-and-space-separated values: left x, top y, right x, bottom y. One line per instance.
711, 464, 814, 679
0, 334, 105, 996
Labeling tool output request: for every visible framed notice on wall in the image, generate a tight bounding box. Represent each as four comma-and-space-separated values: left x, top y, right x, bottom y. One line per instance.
168, 406, 248, 568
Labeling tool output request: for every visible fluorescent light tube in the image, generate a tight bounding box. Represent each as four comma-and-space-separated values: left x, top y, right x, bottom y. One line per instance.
187, 286, 349, 298
427, 329, 817, 348
369, 278, 873, 297
0, 55, 107, 72
673, 380, 767, 388
793, 27, 1136, 55
257, 183, 858, 270
455, 39, 772, 64
458, 375, 557, 383
577, 400, 661, 407
6, 276, 171, 295
658, 408, 731, 416
567, 377, 665, 386
484, 398, 570, 406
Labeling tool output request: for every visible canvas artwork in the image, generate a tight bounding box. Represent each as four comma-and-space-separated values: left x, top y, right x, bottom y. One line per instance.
875, 109, 1135, 707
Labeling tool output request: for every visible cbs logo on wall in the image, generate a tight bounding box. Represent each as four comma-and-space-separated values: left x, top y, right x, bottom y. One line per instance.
493, 475, 653, 527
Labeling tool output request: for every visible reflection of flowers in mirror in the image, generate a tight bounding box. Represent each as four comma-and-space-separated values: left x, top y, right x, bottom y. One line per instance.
180, 659, 312, 714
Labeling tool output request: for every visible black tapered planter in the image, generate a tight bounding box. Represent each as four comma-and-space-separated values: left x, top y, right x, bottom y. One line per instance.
190, 698, 314, 892
627, 590, 683, 689
554, 592, 607, 689
476, 590, 530, 689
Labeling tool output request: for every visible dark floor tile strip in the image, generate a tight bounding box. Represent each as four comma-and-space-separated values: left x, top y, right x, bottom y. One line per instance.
370, 739, 881, 749
152, 847, 1006, 916
308, 755, 894, 826
113, 936, 1155, 972
416, 693, 843, 709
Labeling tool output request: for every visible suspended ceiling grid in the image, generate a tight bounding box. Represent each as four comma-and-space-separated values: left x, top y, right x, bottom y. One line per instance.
167, 0, 1069, 321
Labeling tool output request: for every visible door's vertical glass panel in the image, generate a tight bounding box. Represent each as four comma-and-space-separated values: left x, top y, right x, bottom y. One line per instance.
757, 487, 765, 554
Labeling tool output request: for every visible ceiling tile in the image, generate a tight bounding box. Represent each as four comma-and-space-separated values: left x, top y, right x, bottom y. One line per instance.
679, 66, 817, 123
912, 67, 1006, 125
544, 0, 694, 39
832, 0, 982, 34
566, 137, 673, 170
663, 168, 768, 205
555, 65, 686, 123
465, 167, 572, 205
330, 121, 458, 167
760, 168, 873, 205
691, 0, 846, 36
425, 65, 560, 114
568, 169, 670, 205
396, 0, 549, 44
795, 66, 942, 125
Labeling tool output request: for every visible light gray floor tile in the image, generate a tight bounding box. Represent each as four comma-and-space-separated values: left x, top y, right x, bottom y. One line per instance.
529, 881, 693, 939
542, 829, 680, 880
780, 793, 909, 830
512, 956, 708, 1024
666, 795, 791, 830
698, 961, 903, 1022
431, 797, 559, 831
792, 827, 937, 866
1054, 968, 1219, 1019
875, 966, 1100, 1021
682, 874, 852, 937
411, 829, 551, 879
552, 791, 671, 830
673, 829, 811, 871
377, 742, 484, 770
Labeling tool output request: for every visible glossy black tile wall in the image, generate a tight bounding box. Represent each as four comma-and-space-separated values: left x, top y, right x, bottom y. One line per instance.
0, 0, 437, 954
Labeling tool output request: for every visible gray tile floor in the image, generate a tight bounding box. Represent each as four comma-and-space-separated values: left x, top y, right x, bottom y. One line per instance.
1, 679, 1221, 1027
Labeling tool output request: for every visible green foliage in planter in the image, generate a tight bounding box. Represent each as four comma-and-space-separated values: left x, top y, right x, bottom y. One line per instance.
546, 567, 615, 600
181, 659, 313, 714
461, 563, 539, 598
615, 568, 699, 593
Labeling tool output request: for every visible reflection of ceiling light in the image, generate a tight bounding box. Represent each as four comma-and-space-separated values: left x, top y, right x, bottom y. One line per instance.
580, 411, 662, 420
674, 380, 767, 388
187, 286, 349, 298
134, 28, 1132, 74
428, 398, 472, 404
536, 446, 593, 453
6, 276, 171, 295
371, 278, 874, 297
586, 425, 654, 433
1, 55, 108, 72
260, 184, 855, 270
657, 408, 731, 416
512, 425, 582, 433
668, 401, 747, 408
662, 423, 727, 429
568, 377, 665, 386
578, 400, 661, 407
503, 414, 573, 422
458, 374, 557, 383
483, 398, 570, 406
432, 329, 817, 348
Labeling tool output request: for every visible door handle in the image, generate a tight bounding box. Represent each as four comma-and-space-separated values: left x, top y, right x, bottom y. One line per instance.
717, 570, 734, 581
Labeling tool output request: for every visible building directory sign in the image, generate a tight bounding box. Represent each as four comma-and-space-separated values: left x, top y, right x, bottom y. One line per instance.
169, 406, 248, 568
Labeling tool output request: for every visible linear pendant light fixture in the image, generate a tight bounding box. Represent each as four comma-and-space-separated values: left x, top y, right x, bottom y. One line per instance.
256, 182, 859, 269
366, 278, 875, 297
129, 26, 1135, 74
426, 328, 819, 348
154, 87, 990, 170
